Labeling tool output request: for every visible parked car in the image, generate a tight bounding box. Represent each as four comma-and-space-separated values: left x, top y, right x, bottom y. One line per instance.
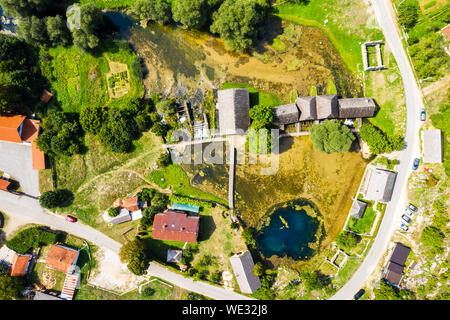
401, 214, 411, 224
405, 208, 414, 217
408, 203, 418, 212
400, 223, 409, 232
354, 289, 365, 300
412, 158, 420, 170
420, 108, 426, 121
65, 215, 77, 223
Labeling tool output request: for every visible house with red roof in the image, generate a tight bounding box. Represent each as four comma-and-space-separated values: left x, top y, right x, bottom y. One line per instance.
0, 114, 46, 170
152, 210, 200, 243
10, 253, 32, 277
45, 245, 79, 274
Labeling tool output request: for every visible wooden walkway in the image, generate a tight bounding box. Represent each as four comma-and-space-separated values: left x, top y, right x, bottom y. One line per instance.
228, 140, 236, 209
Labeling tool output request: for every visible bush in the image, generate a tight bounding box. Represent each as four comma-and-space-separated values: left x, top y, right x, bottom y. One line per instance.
359, 122, 404, 154
119, 239, 146, 263
420, 226, 444, 250
138, 188, 156, 203
335, 231, 360, 252
156, 153, 171, 167
398, 0, 420, 29
301, 271, 330, 292
108, 207, 119, 217
242, 228, 256, 247
39, 189, 73, 208
141, 286, 155, 298
127, 251, 148, 275
6, 227, 57, 254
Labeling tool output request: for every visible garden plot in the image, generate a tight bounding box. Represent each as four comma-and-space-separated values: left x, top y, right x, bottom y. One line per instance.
106, 59, 130, 98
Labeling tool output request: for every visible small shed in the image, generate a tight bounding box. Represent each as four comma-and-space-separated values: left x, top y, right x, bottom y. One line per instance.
167, 249, 183, 263
272, 103, 300, 125
171, 202, 200, 214
349, 200, 367, 219
40, 89, 53, 103
110, 210, 132, 225
423, 129, 442, 164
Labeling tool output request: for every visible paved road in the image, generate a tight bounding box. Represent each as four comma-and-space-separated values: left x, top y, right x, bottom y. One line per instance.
330, 0, 423, 300
0, 141, 40, 197
0, 191, 252, 300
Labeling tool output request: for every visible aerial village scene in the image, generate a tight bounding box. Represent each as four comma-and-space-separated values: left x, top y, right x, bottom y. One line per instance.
0, 0, 448, 304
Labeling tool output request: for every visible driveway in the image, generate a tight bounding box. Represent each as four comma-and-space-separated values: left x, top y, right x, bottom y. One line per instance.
0, 140, 40, 197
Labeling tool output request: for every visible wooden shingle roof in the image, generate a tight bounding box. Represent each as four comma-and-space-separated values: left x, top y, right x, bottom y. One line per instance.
229, 251, 261, 294
315, 94, 338, 119
272, 103, 299, 124
218, 88, 250, 135
338, 98, 377, 118
296, 96, 317, 121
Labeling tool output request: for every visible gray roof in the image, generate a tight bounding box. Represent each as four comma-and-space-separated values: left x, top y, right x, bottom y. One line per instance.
390, 242, 410, 266
273, 103, 299, 124
229, 251, 261, 294
349, 200, 367, 219
218, 88, 250, 135
296, 96, 317, 121
383, 262, 404, 285
166, 249, 182, 263
315, 94, 338, 119
110, 211, 132, 225
423, 129, 442, 164
33, 291, 62, 300
365, 168, 397, 202
338, 98, 377, 118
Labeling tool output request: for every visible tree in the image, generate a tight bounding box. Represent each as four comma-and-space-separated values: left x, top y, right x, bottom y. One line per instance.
119, 239, 146, 263
0, 0, 69, 18
374, 280, 401, 300
210, 0, 269, 52
99, 108, 139, 153
133, 0, 172, 25
335, 231, 360, 252
151, 122, 168, 137
0, 84, 27, 114
155, 99, 176, 117
17, 16, 49, 46
249, 104, 273, 129
359, 122, 404, 154
309, 120, 355, 153
242, 228, 256, 246
156, 153, 171, 167
398, 0, 419, 30
420, 226, 444, 250
39, 189, 73, 208
127, 251, 148, 275
301, 271, 329, 291
410, 33, 449, 79
172, 0, 209, 29
80, 105, 107, 135
151, 193, 169, 211
253, 262, 264, 276
68, 4, 106, 51
46, 15, 71, 46
0, 275, 25, 300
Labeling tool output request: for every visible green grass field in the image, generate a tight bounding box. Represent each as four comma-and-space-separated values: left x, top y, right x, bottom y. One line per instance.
346, 206, 377, 234
220, 82, 285, 107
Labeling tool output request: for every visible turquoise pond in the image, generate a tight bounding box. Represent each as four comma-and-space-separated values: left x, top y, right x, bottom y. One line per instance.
256, 205, 319, 260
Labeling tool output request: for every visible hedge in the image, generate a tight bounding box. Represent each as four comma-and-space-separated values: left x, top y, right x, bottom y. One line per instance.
169, 195, 214, 209
6, 227, 58, 254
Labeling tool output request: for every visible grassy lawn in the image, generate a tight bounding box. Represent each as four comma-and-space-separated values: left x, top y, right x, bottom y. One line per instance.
43, 40, 143, 113
273, 0, 383, 74
220, 82, 285, 107
30, 262, 67, 292
365, 50, 407, 136
346, 206, 377, 234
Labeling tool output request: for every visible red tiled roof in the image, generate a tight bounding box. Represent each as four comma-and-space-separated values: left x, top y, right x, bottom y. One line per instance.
0, 115, 26, 143
21, 119, 40, 142
441, 24, 450, 42
46, 245, 79, 274
40, 89, 53, 103
32, 141, 45, 170
10, 253, 31, 276
0, 178, 11, 191
152, 210, 199, 243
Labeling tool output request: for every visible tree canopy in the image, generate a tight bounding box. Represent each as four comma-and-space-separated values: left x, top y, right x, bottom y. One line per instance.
335, 231, 360, 252
210, 0, 269, 53
173, 0, 210, 29
359, 122, 404, 154
309, 120, 355, 153
0, 275, 25, 300
398, 0, 420, 30
133, 0, 173, 25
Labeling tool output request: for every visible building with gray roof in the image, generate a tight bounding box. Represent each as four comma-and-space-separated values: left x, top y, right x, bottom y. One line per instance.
349, 200, 367, 219
315, 94, 339, 119
382, 242, 410, 286
338, 98, 377, 118
272, 103, 300, 125
423, 129, 442, 164
364, 168, 397, 203
296, 96, 317, 121
110, 209, 132, 225
218, 88, 250, 135
229, 251, 261, 294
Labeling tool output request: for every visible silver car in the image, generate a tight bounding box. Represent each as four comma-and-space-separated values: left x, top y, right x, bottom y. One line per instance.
405, 208, 414, 217
400, 223, 409, 232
